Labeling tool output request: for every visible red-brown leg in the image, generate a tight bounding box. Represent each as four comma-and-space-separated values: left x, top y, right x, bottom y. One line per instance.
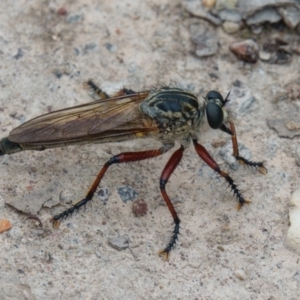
158, 145, 185, 260
51, 146, 172, 228
220, 122, 268, 175
193, 140, 250, 210
227, 122, 267, 174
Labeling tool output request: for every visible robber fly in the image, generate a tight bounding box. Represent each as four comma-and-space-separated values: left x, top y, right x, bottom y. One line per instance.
0, 80, 267, 259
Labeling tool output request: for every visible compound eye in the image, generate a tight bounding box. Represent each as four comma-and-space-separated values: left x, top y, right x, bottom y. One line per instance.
206, 102, 224, 129
206, 90, 224, 103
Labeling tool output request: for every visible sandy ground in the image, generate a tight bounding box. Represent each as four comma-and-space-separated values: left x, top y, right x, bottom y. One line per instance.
0, 1, 300, 299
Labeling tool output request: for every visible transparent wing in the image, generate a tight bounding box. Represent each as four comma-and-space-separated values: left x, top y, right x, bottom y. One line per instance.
8, 91, 159, 145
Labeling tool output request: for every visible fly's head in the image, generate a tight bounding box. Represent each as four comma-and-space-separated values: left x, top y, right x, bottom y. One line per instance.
205, 90, 231, 130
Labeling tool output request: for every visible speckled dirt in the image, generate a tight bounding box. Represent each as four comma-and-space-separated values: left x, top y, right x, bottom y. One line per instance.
0, 1, 300, 299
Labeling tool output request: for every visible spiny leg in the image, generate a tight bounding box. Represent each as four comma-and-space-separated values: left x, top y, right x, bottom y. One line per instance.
220, 122, 267, 175
84, 80, 110, 100
193, 140, 250, 210
84, 80, 136, 101
158, 145, 185, 260
51, 143, 174, 228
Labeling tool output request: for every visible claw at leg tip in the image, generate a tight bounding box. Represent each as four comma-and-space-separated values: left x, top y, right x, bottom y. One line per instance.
236, 203, 242, 211
259, 165, 268, 175
51, 218, 61, 229
158, 249, 170, 261
238, 159, 246, 165
237, 200, 251, 211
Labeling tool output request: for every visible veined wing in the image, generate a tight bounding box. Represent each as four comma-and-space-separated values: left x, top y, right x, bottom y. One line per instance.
8, 91, 159, 145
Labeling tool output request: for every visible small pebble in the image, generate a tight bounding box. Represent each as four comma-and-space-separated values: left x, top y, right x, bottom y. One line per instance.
128, 62, 137, 73
67, 14, 83, 24
190, 22, 218, 57
286, 82, 300, 100
219, 9, 241, 23
108, 236, 129, 250
268, 119, 300, 138
216, 0, 238, 10
57, 7, 67, 15
59, 189, 74, 205
13, 48, 23, 60
290, 188, 300, 206
259, 50, 271, 61
84, 43, 97, 53
202, 0, 216, 8
270, 85, 288, 103
104, 43, 117, 52
239, 96, 256, 114
250, 25, 263, 35
222, 21, 240, 34
230, 39, 259, 63
278, 6, 300, 29
97, 187, 110, 204
183, 2, 221, 25
211, 139, 226, 148
117, 186, 137, 203
0, 219, 12, 233
234, 269, 247, 280
95, 250, 110, 261
287, 188, 300, 252
286, 120, 300, 131
295, 147, 300, 167
132, 199, 148, 217
245, 7, 282, 26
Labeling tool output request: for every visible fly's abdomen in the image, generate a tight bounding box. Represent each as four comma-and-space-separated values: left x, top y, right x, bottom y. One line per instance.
0, 137, 23, 155
0, 137, 46, 155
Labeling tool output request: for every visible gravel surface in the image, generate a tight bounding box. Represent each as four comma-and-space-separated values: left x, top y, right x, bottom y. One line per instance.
0, 1, 300, 299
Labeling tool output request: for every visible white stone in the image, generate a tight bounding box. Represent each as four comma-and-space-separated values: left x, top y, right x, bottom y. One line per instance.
287, 188, 300, 252
234, 269, 247, 280
290, 188, 300, 206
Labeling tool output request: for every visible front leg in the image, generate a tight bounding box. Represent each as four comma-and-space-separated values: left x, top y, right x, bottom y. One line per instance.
220, 121, 267, 175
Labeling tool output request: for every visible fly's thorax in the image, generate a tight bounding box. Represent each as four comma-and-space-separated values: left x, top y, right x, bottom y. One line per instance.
140, 87, 204, 140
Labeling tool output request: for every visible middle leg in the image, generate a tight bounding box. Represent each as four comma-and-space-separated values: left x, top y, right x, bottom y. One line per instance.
84, 80, 137, 101
51, 143, 175, 228
193, 139, 250, 210
158, 145, 185, 260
